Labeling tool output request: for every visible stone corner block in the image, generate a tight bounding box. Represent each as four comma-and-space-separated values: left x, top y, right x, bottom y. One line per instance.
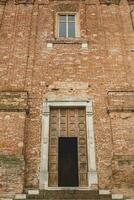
47, 42, 53, 49
112, 194, 124, 199
99, 190, 111, 195
15, 194, 26, 199
28, 190, 39, 195
81, 42, 88, 50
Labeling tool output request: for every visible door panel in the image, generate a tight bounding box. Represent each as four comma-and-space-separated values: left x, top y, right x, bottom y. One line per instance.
58, 137, 79, 187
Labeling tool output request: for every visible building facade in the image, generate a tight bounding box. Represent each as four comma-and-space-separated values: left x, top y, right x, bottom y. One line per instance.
0, 0, 134, 198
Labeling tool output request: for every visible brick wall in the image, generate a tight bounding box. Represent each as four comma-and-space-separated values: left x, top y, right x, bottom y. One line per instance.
0, 92, 28, 195
0, 0, 134, 197
108, 92, 134, 196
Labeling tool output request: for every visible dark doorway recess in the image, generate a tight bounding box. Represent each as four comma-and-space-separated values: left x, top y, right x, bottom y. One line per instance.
58, 137, 79, 187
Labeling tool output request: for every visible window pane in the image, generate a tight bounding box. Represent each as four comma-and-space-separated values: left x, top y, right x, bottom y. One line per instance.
59, 22, 66, 37
68, 15, 75, 22
59, 15, 66, 22
68, 22, 75, 37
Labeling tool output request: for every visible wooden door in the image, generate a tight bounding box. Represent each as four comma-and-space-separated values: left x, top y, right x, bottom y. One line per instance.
58, 137, 79, 187
48, 107, 88, 187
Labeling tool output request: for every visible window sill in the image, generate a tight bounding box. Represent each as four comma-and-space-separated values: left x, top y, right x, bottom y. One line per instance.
47, 38, 88, 44
46, 38, 89, 50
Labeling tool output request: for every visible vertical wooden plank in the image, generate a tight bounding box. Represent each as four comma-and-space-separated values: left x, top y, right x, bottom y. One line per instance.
79, 173, 88, 187
60, 108, 68, 137
48, 108, 59, 186
78, 107, 88, 187
68, 108, 78, 137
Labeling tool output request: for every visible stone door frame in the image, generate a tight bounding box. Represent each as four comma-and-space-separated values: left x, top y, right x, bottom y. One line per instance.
39, 100, 98, 190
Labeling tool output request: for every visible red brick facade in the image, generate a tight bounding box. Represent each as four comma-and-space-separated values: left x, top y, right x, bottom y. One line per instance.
0, 0, 134, 197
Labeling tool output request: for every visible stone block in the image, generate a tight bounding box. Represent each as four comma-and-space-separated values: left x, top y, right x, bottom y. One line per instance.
99, 190, 111, 195
15, 194, 26, 199
27, 190, 39, 195
112, 194, 123, 199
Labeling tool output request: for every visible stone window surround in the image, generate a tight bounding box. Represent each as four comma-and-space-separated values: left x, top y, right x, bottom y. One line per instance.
46, 10, 89, 49
55, 12, 80, 39
39, 100, 98, 190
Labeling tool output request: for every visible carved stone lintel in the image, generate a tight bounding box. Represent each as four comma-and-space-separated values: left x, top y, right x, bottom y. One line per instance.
53, 3, 79, 12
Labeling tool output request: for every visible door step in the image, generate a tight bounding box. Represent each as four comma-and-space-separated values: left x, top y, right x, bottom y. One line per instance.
15, 190, 112, 200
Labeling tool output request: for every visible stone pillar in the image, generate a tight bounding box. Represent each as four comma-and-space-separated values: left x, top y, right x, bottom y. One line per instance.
40, 104, 50, 189
86, 103, 98, 189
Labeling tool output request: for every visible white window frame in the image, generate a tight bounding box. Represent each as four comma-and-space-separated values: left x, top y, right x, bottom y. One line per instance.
55, 12, 80, 38
39, 99, 98, 190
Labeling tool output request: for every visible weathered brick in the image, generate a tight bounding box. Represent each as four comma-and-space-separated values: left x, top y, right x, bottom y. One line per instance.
0, 0, 134, 198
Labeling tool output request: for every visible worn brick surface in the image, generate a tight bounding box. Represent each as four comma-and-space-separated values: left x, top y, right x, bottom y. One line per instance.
0, 92, 28, 195
0, 0, 134, 197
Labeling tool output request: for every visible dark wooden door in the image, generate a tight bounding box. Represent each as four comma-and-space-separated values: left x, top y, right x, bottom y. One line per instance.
58, 137, 79, 187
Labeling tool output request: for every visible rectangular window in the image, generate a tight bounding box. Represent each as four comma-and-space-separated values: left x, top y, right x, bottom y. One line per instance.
58, 14, 77, 38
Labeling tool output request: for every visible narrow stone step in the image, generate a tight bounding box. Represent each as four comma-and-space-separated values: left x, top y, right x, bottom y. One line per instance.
26, 197, 112, 200
39, 190, 99, 196
27, 190, 100, 199
25, 190, 112, 200
52, 194, 99, 198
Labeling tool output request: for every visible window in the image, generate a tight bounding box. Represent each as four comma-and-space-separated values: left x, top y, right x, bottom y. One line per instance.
57, 13, 78, 38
